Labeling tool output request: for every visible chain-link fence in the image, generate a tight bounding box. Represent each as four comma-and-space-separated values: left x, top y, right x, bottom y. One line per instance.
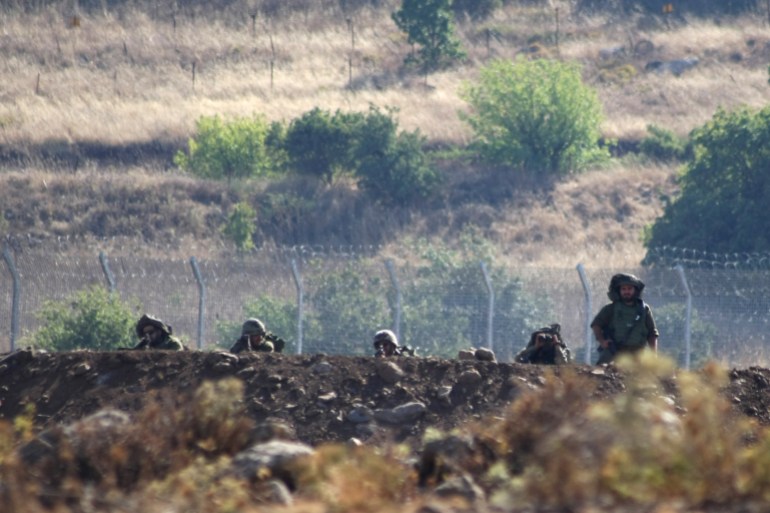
2, 242, 770, 368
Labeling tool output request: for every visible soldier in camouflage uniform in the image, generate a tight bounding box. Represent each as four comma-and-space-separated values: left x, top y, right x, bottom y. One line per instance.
591, 273, 659, 365
514, 323, 571, 365
373, 329, 415, 357
230, 318, 285, 353
133, 314, 185, 351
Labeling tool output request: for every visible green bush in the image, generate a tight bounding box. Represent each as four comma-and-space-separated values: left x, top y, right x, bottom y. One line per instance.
284, 108, 362, 183
25, 285, 138, 351
461, 57, 609, 175
639, 124, 691, 162
356, 129, 439, 206
222, 201, 256, 252
644, 106, 770, 255
174, 115, 283, 183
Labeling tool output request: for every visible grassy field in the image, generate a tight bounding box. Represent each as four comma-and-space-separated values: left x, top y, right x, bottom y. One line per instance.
0, 1, 768, 267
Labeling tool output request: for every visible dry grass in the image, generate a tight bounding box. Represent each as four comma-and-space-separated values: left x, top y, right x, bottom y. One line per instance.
1, 3, 767, 146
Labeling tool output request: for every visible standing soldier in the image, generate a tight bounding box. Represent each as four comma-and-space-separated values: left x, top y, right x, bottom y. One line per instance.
133, 314, 185, 351
591, 273, 658, 364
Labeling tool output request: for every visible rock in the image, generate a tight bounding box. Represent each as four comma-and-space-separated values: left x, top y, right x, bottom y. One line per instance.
474, 348, 496, 362
347, 404, 374, 424
457, 350, 476, 360
457, 369, 482, 386
376, 360, 405, 383
374, 401, 426, 425
311, 360, 334, 374
230, 440, 314, 482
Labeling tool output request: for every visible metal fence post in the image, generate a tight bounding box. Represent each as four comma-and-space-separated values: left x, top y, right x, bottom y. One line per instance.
290, 258, 303, 355
675, 264, 693, 369
384, 259, 402, 342
190, 257, 205, 350
98, 251, 116, 293
576, 263, 593, 364
480, 261, 494, 350
2, 247, 20, 351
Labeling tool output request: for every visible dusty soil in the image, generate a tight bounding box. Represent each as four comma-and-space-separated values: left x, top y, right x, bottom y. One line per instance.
1, 349, 769, 447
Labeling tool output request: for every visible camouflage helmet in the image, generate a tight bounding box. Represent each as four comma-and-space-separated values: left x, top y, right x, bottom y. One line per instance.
241, 318, 266, 336
373, 329, 398, 348
135, 314, 172, 338
607, 273, 645, 302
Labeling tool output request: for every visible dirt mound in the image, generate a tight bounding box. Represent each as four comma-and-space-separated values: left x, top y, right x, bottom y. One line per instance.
1, 349, 769, 447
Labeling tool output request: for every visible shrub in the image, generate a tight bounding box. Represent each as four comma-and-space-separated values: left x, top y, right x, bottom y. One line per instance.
284, 108, 362, 183
356, 129, 440, 206
221, 201, 256, 252
639, 124, 691, 162
461, 57, 609, 175
26, 285, 138, 351
174, 115, 282, 184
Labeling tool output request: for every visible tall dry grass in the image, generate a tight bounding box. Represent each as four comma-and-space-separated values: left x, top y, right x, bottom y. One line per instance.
1, 2, 768, 146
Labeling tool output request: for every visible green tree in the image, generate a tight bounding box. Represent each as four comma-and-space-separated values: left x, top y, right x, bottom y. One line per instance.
222, 202, 256, 252
460, 57, 608, 175
644, 106, 770, 255
25, 285, 138, 351
392, 0, 466, 74
174, 115, 282, 184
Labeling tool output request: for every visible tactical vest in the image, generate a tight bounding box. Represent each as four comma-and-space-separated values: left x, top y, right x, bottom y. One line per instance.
610, 301, 649, 348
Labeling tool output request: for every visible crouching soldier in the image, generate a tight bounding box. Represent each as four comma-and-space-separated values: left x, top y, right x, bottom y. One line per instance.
514, 323, 571, 365
373, 329, 415, 357
230, 318, 285, 354
134, 314, 185, 351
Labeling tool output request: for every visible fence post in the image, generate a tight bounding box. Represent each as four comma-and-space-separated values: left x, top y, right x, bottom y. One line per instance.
576, 263, 593, 364
190, 257, 205, 350
290, 258, 303, 354
675, 264, 692, 369
98, 251, 116, 293
480, 261, 494, 350
2, 247, 20, 351
384, 259, 402, 342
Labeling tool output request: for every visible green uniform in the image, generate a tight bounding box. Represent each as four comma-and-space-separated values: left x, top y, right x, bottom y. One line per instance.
134, 334, 185, 351
592, 300, 658, 363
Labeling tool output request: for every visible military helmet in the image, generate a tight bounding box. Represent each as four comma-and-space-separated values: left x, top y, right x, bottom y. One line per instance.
373, 329, 398, 348
242, 318, 266, 336
607, 273, 645, 301
135, 314, 172, 338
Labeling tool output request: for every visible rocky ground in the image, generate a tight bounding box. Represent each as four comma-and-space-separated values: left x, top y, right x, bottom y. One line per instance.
1, 349, 770, 447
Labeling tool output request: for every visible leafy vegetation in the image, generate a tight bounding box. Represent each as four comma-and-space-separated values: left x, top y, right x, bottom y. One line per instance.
174, 115, 284, 184
221, 202, 256, 252
461, 58, 609, 175
24, 285, 138, 351
644, 106, 770, 255
392, 0, 466, 74
639, 124, 692, 162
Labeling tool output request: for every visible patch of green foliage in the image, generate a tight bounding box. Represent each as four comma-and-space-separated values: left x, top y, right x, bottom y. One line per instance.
174, 115, 285, 184
461, 57, 609, 175
639, 124, 691, 162
644, 106, 770, 255
24, 285, 138, 351
221, 201, 256, 252
654, 302, 717, 368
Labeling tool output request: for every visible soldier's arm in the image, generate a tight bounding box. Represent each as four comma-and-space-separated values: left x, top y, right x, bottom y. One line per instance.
645, 306, 659, 352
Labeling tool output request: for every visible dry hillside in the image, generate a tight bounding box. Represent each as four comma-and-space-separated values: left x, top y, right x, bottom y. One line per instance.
0, 2, 767, 265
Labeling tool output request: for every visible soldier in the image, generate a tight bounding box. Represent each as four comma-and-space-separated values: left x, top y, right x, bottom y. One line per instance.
230, 318, 285, 354
373, 329, 415, 357
591, 273, 659, 365
133, 314, 185, 351
514, 323, 571, 365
